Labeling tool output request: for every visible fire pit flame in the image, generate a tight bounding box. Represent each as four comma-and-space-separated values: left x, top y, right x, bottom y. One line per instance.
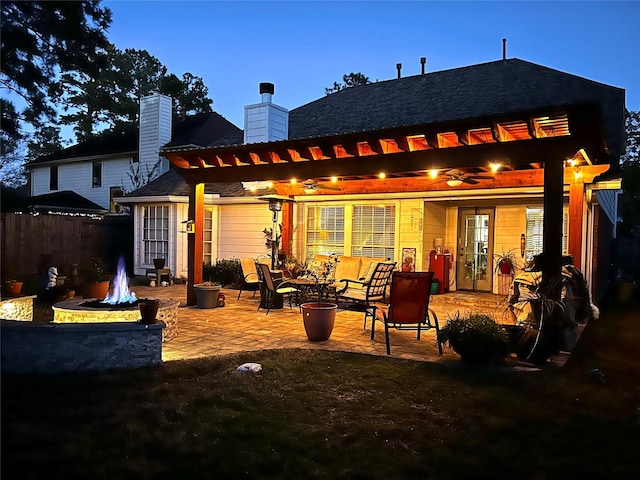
102, 257, 137, 305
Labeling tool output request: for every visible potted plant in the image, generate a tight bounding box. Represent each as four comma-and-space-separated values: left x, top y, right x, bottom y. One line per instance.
437, 312, 511, 363
153, 256, 166, 269
2, 279, 24, 297
81, 256, 111, 299
300, 254, 339, 342
193, 281, 221, 309
494, 249, 517, 275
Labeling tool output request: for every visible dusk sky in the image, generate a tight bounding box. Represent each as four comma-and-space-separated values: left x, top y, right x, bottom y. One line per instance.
103, 0, 639, 129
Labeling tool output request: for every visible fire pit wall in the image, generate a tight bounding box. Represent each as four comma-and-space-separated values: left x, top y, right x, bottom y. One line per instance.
0, 320, 165, 375
52, 298, 180, 342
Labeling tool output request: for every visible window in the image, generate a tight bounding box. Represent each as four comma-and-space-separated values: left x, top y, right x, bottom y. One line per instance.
525, 206, 568, 262
142, 206, 169, 264
49, 165, 58, 191
305, 203, 397, 261
203, 207, 215, 266
306, 205, 345, 258
110, 187, 123, 213
92, 161, 102, 188
352, 205, 396, 259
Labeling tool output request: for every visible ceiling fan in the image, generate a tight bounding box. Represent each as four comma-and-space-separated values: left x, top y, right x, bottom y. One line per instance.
302, 179, 341, 194
440, 169, 494, 186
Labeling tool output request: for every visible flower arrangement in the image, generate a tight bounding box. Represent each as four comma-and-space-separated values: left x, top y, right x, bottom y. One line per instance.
301, 253, 339, 304
83, 256, 111, 283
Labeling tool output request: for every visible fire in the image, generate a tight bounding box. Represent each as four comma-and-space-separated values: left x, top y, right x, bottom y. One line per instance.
102, 256, 138, 304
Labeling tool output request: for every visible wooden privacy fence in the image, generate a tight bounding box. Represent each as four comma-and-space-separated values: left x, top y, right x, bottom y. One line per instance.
1, 213, 133, 285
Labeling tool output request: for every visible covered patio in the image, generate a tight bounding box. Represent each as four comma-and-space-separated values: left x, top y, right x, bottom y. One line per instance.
132, 284, 572, 369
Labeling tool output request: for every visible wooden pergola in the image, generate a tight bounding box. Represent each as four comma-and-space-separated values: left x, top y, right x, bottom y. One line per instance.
163, 103, 612, 305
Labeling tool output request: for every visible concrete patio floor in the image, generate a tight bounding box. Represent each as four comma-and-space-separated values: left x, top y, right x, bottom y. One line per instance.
129, 284, 557, 367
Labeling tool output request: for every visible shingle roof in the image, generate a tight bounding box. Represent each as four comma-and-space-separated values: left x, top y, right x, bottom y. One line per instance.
289, 58, 626, 156
7, 190, 109, 213
123, 168, 275, 198
28, 112, 243, 165
28, 125, 139, 164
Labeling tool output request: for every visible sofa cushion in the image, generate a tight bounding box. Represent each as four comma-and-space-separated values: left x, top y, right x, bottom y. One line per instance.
359, 257, 390, 283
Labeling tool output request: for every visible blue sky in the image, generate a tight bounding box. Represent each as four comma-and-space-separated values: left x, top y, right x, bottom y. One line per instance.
103, 0, 639, 128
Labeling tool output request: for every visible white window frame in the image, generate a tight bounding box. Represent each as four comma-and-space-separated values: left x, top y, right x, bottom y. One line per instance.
525, 206, 569, 263
142, 205, 169, 265
203, 207, 215, 266
305, 202, 397, 261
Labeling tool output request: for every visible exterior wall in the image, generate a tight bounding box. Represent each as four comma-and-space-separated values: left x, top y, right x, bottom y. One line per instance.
596, 189, 618, 228
30, 156, 134, 209
422, 201, 447, 271
217, 204, 273, 259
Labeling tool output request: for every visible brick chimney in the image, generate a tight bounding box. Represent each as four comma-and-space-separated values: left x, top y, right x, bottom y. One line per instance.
244, 82, 288, 144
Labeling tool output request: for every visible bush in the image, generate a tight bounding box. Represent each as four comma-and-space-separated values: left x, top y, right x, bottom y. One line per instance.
438, 312, 511, 363
202, 259, 242, 287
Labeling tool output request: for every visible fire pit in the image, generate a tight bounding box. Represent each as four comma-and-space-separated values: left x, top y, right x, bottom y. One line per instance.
52, 257, 179, 342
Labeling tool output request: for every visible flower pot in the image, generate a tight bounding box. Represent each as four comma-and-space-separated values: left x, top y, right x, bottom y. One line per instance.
301, 302, 337, 342
499, 261, 512, 274
194, 283, 221, 309
2, 281, 23, 297
139, 299, 159, 324
82, 281, 110, 300
153, 258, 166, 269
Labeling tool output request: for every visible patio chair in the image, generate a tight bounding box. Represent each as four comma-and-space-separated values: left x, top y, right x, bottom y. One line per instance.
237, 257, 260, 300
337, 261, 396, 327
369, 271, 442, 355
255, 262, 301, 315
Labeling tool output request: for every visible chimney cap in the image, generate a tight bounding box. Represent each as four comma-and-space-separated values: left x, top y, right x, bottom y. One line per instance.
259, 82, 275, 95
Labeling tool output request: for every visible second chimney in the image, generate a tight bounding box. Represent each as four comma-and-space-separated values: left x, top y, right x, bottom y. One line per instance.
244, 83, 289, 144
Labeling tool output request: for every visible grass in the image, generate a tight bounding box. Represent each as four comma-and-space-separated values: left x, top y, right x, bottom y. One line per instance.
2, 301, 640, 479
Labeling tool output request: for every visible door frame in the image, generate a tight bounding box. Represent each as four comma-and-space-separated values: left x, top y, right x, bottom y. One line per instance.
456, 207, 495, 292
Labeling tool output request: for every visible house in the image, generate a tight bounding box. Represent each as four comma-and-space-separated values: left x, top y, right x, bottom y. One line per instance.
154, 57, 625, 306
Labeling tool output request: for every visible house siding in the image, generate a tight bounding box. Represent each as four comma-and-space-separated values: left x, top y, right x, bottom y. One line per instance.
30, 156, 134, 209
596, 189, 618, 227
218, 204, 273, 259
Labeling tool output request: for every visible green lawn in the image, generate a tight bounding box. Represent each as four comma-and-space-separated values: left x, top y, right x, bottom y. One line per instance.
2, 301, 639, 479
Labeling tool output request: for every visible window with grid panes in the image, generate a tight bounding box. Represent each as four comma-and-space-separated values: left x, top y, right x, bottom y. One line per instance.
525, 206, 568, 262
142, 205, 169, 264
352, 205, 395, 260
203, 207, 215, 266
306, 205, 345, 259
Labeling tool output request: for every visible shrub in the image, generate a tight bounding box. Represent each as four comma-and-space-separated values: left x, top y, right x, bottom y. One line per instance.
202, 258, 242, 287
438, 312, 511, 363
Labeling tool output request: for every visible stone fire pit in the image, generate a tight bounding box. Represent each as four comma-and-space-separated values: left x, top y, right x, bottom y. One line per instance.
52, 298, 180, 342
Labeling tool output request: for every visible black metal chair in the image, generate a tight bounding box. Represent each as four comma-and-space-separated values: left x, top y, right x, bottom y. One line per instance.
237, 257, 260, 300
255, 262, 300, 315
337, 261, 396, 328
369, 271, 442, 355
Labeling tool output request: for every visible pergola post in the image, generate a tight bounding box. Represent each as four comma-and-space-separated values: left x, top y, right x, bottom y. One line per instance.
281, 201, 294, 257
542, 158, 565, 297
568, 182, 585, 270
187, 182, 204, 306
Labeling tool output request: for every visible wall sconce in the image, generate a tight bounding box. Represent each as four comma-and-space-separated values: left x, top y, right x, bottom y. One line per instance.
182, 219, 195, 233
446, 179, 463, 187
257, 194, 295, 269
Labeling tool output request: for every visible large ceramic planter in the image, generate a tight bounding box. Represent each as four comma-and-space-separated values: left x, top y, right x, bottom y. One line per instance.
194, 283, 221, 309
301, 302, 337, 342
153, 258, 166, 269
82, 281, 110, 299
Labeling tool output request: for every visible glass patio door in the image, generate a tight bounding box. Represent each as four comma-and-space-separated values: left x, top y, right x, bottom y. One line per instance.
456, 207, 494, 292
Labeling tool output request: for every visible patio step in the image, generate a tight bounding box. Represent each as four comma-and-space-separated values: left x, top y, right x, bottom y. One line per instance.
430, 292, 508, 314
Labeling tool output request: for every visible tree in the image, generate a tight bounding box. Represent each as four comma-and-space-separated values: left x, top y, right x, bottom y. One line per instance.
325, 72, 370, 95
1, 1, 111, 134
619, 110, 640, 235
160, 73, 213, 121
27, 126, 66, 162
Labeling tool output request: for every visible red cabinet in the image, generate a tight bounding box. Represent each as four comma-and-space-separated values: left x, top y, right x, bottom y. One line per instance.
429, 251, 450, 294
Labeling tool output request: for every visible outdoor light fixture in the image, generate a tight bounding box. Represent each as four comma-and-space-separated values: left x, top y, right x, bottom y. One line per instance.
257, 194, 295, 269
489, 162, 501, 173
429, 169, 438, 179
446, 179, 463, 187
